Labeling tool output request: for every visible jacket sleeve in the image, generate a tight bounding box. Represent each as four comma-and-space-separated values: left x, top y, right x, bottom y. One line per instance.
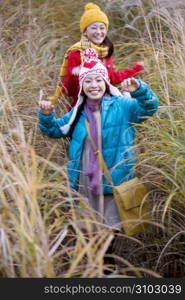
106, 57, 144, 85
38, 109, 73, 138
62, 50, 81, 98
128, 80, 158, 123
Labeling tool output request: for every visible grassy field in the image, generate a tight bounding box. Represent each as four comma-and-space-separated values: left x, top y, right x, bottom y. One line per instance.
0, 0, 185, 277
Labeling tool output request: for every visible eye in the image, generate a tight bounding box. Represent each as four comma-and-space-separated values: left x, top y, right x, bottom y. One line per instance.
96, 77, 103, 82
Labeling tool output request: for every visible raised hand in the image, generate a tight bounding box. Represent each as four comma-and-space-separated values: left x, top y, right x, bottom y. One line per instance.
121, 78, 140, 93
135, 60, 144, 68
39, 100, 54, 115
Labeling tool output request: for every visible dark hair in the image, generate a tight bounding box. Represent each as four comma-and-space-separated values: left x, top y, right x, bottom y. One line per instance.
103, 36, 114, 57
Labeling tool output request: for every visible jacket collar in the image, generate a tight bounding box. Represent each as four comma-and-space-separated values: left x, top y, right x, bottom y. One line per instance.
101, 96, 114, 127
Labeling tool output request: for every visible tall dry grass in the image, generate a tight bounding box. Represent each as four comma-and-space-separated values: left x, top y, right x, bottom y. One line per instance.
0, 0, 185, 277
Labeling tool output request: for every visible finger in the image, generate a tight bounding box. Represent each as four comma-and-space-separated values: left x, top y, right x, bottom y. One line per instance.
42, 102, 52, 109
122, 78, 129, 87
131, 78, 139, 87
129, 78, 134, 85
126, 78, 131, 85
136, 61, 144, 67
130, 77, 135, 84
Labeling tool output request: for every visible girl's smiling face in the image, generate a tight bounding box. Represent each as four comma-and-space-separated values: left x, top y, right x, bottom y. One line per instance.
82, 74, 106, 101
85, 22, 107, 45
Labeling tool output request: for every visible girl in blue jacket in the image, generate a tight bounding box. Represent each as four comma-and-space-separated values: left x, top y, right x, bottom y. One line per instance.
38, 48, 158, 233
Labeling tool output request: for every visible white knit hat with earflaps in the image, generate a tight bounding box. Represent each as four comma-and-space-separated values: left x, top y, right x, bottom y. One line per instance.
60, 48, 122, 134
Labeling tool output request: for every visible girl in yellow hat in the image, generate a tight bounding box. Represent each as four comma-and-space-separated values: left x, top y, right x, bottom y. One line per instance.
49, 3, 144, 109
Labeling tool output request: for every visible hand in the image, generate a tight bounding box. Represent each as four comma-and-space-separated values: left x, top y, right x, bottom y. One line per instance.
135, 60, 144, 67
39, 100, 54, 115
121, 78, 139, 93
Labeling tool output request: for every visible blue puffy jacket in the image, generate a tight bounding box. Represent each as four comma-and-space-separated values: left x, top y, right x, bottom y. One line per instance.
38, 80, 158, 194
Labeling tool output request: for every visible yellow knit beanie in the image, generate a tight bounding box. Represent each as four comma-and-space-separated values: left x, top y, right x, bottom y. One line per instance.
80, 3, 109, 33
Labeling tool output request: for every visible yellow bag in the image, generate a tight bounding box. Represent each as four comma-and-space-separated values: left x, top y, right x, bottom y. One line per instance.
113, 177, 150, 236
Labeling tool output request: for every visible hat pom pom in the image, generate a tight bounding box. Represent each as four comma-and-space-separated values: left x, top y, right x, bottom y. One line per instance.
83, 48, 98, 61
84, 3, 100, 11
